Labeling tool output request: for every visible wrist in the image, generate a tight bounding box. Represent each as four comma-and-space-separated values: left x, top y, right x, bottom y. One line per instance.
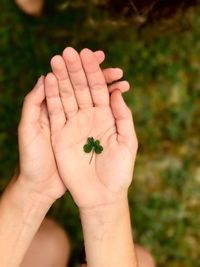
5, 175, 54, 216
79, 192, 137, 267
16, 173, 56, 206
80, 192, 129, 227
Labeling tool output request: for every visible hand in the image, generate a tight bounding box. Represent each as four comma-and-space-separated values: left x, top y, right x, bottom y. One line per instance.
18, 75, 66, 202
17, 49, 130, 203
45, 47, 138, 209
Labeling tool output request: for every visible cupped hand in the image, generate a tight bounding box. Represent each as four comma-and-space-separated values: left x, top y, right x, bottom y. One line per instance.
18, 76, 66, 202
45, 47, 138, 209
17, 49, 129, 203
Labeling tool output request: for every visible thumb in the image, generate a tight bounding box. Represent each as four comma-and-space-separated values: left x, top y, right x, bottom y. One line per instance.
20, 76, 45, 125
110, 90, 137, 144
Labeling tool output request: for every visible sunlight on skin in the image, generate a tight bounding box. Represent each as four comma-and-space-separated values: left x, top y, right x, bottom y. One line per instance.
43, 48, 139, 267
18, 48, 129, 202
44, 47, 138, 209
0, 47, 134, 267
1, 48, 137, 267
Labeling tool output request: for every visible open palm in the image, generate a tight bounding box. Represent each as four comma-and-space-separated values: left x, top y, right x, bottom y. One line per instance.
45, 48, 138, 209
18, 49, 128, 203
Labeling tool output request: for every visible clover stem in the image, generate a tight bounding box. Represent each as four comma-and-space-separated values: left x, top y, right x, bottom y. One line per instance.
89, 149, 95, 164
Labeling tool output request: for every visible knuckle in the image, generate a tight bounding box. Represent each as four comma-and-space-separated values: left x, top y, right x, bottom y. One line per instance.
73, 82, 88, 91
59, 87, 74, 98
69, 66, 83, 74
79, 103, 92, 109
48, 106, 63, 116
91, 83, 106, 91
61, 91, 74, 98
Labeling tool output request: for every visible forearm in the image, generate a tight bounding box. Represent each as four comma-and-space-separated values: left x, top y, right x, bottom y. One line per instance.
80, 193, 138, 267
0, 176, 53, 267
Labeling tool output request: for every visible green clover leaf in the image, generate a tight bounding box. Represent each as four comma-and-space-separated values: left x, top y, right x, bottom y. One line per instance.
94, 140, 100, 146
83, 143, 93, 153
83, 137, 103, 163
87, 137, 95, 146
94, 145, 103, 154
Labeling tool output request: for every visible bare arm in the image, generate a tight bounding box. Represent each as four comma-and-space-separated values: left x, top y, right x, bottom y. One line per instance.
0, 75, 64, 267
80, 194, 138, 267
0, 177, 52, 267
46, 47, 139, 267
0, 49, 129, 267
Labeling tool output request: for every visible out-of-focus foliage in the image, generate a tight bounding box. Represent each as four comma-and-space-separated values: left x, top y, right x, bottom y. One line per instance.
0, 1, 200, 266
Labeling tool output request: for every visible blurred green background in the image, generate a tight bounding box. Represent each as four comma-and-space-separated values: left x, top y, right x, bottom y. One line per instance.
0, 1, 200, 266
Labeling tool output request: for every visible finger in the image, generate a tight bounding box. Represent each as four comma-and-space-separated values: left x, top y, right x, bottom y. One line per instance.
40, 101, 50, 127
20, 76, 45, 125
94, 51, 125, 85
110, 90, 137, 143
50, 55, 79, 117
103, 68, 123, 84
44, 73, 66, 132
80, 48, 109, 107
94, 52, 125, 86
94, 50, 105, 64
62, 47, 93, 109
108, 80, 130, 94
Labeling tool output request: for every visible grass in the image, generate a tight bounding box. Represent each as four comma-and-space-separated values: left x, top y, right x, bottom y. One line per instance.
0, 1, 200, 266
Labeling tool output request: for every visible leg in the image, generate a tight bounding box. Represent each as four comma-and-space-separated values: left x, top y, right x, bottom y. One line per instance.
80, 245, 155, 267
20, 217, 155, 267
15, 0, 44, 16
134, 245, 156, 267
20, 217, 71, 267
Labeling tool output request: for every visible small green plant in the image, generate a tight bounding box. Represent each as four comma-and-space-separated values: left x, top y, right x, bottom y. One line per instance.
83, 137, 103, 164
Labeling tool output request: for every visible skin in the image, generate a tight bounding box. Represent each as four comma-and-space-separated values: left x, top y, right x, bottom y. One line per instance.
45, 47, 137, 208
44, 47, 139, 267
15, 0, 44, 16
18, 49, 130, 202
0, 48, 132, 267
